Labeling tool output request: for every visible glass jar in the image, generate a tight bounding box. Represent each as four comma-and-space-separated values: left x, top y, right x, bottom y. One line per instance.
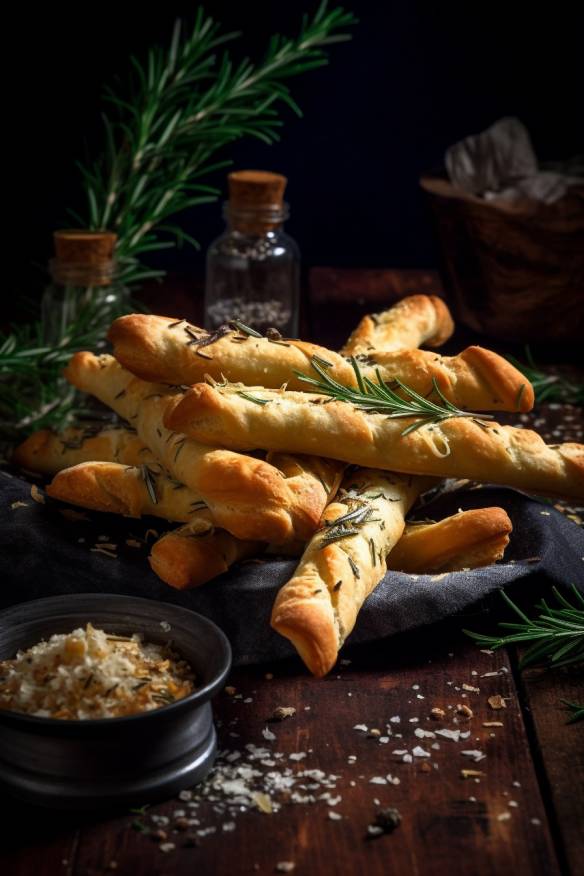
204, 171, 300, 336
41, 230, 129, 347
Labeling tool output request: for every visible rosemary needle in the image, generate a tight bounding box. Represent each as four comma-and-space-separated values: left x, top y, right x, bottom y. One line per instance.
464, 586, 584, 669
294, 356, 493, 435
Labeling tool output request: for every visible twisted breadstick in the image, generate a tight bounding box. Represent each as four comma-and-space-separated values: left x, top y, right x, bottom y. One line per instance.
165, 382, 584, 499
12, 426, 153, 476
271, 470, 430, 676
149, 525, 261, 589
389, 507, 512, 573
341, 294, 454, 355
63, 353, 344, 543
46, 461, 212, 525
148, 505, 512, 591
108, 314, 532, 412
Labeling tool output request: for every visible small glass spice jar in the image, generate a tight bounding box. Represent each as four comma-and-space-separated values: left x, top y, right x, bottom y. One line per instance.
41, 230, 129, 346
204, 170, 300, 336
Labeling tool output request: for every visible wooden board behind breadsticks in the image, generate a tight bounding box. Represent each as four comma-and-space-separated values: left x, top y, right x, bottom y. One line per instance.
12, 426, 155, 476
165, 383, 584, 500
63, 352, 344, 543
271, 470, 432, 677
341, 294, 454, 355
108, 314, 533, 412
149, 505, 512, 591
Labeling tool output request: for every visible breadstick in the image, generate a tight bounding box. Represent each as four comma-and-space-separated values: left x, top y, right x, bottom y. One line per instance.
389, 507, 512, 573
149, 525, 261, 590
341, 294, 454, 355
271, 470, 430, 676
147, 505, 511, 592
46, 461, 212, 525
63, 353, 344, 543
12, 426, 153, 476
108, 314, 532, 412
165, 382, 584, 500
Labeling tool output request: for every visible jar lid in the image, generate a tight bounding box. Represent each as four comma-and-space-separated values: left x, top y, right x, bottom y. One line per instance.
53, 230, 117, 265
228, 171, 287, 210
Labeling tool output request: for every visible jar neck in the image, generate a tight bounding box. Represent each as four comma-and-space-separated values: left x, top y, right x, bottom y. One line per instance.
49, 257, 117, 287
223, 200, 290, 235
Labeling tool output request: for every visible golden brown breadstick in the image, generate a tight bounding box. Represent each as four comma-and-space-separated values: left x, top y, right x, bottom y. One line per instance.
147, 505, 512, 592
389, 507, 512, 573
46, 461, 212, 524
12, 425, 153, 476
63, 353, 344, 543
271, 470, 431, 676
108, 314, 532, 412
165, 382, 584, 500
341, 294, 454, 355
149, 525, 261, 590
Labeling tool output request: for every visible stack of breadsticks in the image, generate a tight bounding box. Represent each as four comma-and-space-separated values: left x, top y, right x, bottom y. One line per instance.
13, 295, 584, 677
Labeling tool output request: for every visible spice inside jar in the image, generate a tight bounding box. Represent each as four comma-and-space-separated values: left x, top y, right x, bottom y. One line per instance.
0, 623, 196, 719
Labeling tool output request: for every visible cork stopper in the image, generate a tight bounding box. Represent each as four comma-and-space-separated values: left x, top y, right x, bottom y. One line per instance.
52, 230, 117, 286
227, 171, 288, 233
228, 171, 287, 210
54, 230, 117, 264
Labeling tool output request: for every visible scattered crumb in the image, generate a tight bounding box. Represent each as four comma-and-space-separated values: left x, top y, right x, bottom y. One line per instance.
30, 484, 45, 503
488, 695, 507, 710
456, 704, 474, 719
461, 769, 484, 779
126, 538, 143, 548
271, 706, 296, 721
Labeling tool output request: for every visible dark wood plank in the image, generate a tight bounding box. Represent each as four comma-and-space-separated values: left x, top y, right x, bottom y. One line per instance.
518, 663, 584, 876
7, 629, 553, 876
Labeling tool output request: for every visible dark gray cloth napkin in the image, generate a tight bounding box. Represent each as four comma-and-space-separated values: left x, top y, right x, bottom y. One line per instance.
1, 469, 583, 666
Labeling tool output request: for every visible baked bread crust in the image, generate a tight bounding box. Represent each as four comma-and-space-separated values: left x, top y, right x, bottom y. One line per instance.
149, 525, 260, 590
108, 314, 533, 412
165, 382, 584, 499
388, 507, 512, 573
46, 461, 212, 524
341, 294, 455, 355
146, 505, 513, 592
271, 470, 428, 677
12, 426, 153, 475
63, 352, 344, 543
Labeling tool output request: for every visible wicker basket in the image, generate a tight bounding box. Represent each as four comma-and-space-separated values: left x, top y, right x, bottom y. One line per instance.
420, 175, 584, 345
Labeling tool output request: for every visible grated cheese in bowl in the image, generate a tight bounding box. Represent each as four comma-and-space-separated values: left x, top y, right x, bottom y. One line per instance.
0, 623, 196, 720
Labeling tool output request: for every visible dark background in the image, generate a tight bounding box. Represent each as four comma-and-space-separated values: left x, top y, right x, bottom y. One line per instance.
5, 0, 583, 308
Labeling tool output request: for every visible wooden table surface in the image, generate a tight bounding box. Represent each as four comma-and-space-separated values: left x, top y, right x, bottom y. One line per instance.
1, 272, 582, 875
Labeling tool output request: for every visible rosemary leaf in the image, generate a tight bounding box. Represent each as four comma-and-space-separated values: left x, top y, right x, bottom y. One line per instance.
294, 357, 493, 434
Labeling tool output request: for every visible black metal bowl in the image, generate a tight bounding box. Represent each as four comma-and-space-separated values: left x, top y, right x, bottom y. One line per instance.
0, 594, 231, 809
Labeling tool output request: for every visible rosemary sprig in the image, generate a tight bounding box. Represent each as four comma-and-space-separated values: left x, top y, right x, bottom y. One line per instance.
506, 347, 584, 406
464, 586, 584, 669
78, 4, 357, 286
319, 499, 373, 546
0, 5, 356, 446
295, 357, 493, 435
0, 294, 139, 444
561, 700, 584, 724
